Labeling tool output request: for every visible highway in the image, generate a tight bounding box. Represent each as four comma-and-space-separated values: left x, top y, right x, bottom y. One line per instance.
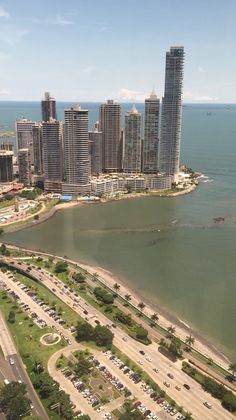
1, 259, 235, 420
0, 310, 48, 419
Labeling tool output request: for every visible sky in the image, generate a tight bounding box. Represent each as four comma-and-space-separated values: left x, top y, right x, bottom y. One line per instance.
0, 0, 236, 103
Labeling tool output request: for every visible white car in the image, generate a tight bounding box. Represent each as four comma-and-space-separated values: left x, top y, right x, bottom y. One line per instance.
9, 358, 14, 365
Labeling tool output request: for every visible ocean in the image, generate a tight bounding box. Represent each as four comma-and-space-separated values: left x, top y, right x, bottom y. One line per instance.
1, 101, 236, 361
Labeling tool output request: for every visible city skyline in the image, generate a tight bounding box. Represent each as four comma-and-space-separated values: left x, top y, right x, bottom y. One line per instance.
0, 0, 236, 103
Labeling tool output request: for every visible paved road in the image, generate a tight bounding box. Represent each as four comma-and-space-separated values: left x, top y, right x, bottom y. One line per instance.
0, 308, 48, 419
2, 260, 235, 420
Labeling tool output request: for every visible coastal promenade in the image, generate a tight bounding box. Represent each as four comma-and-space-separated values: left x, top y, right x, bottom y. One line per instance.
1, 255, 234, 420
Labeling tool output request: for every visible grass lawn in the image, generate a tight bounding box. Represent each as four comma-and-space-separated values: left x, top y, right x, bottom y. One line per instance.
12, 270, 83, 328
0, 291, 68, 420
0, 291, 66, 368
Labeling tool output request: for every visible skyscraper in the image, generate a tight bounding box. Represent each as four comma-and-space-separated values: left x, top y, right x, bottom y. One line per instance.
63, 105, 90, 194
123, 105, 141, 173
142, 90, 160, 173
18, 149, 31, 185
89, 122, 103, 175
99, 100, 122, 172
41, 92, 56, 122
32, 123, 43, 176
0, 151, 14, 182
42, 119, 63, 192
16, 119, 35, 163
159, 46, 184, 177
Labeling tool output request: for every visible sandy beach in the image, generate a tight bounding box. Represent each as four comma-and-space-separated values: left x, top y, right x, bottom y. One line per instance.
78, 260, 231, 370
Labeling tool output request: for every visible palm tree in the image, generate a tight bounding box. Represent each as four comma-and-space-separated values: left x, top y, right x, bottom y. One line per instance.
124, 294, 131, 303
185, 334, 195, 349
151, 313, 159, 323
138, 302, 145, 312
167, 325, 176, 337
229, 363, 236, 378
113, 282, 120, 293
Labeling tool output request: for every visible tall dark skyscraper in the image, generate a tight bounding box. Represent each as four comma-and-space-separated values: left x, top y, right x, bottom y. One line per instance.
0, 151, 14, 182
63, 105, 90, 193
123, 105, 141, 173
89, 122, 103, 175
41, 92, 56, 122
143, 90, 160, 173
32, 123, 43, 176
18, 149, 31, 185
42, 119, 63, 192
99, 100, 122, 172
159, 46, 184, 177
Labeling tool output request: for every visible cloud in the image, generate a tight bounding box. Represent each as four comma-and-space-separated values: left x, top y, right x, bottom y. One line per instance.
0, 26, 29, 46
0, 7, 9, 18
197, 66, 206, 73
0, 88, 11, 95
33, 14, 74, 25
82, 65, 97, 74
183, 91, 219, 102
115, 88, 147, 102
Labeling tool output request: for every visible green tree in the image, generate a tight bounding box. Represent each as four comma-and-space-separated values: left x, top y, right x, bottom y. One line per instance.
167, 325, 176, 337
34, 373, 57, 398
138, 302, 145, 312
54, 260, 68, 273
94, 287, 114, 304
0, 243, 10, 256
222, 392, 236, 412
136, 325, 148, 341
124, 294, 131, 303
32, 360, 44, 374
93, 325, 114, 348
33, 214, 39, 220
169, 337, 182, 357
0, 382, 31, 420
151, 313, 159, 323
229, 362, 236, 378
113, 282, 120, 293
76, 321, 94, 342
75, 354, 92, 377
115, 310, 133, 326
8, 310, 15, 324
185, 334, 195, 350
0, 228, 4, 236
72, 272, 86, 283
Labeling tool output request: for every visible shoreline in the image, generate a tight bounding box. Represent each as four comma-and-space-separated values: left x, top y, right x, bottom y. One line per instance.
4, 181, 231, 365
4, 240, 231, 369
1, 182, 198, 233
77, 261, 231, 368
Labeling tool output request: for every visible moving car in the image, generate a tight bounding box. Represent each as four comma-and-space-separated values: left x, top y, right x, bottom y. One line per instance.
203, 401, 212, 409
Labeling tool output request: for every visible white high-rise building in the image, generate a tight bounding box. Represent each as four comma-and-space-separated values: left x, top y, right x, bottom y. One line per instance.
16, 119, 35, 163
123, 105, 141, 173
159, 46, 184, 177
143, 90, 160, 173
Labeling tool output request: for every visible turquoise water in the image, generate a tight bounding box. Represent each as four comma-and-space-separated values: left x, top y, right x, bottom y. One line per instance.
2, 102, 236, 360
